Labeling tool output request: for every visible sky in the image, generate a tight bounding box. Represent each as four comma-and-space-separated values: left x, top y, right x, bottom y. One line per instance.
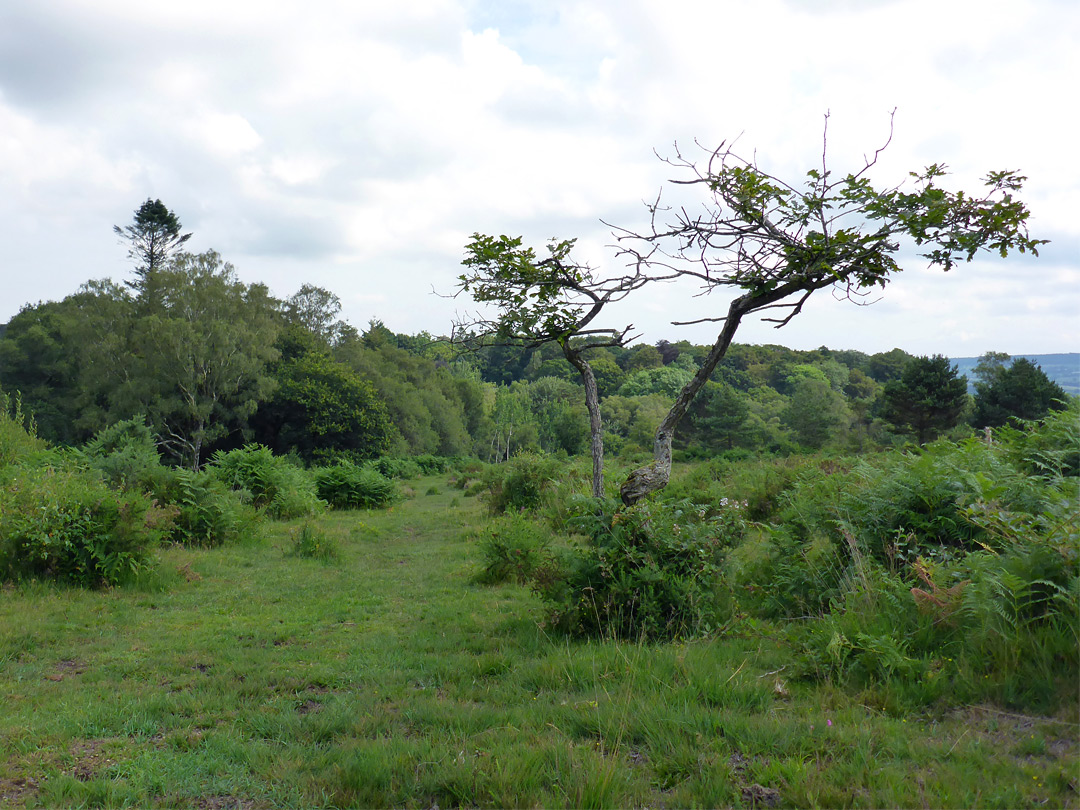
1, 0, 1076, 358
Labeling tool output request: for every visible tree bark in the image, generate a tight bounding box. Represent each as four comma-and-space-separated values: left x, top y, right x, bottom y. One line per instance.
620, 296, 749, 505
563, 345, 605, 498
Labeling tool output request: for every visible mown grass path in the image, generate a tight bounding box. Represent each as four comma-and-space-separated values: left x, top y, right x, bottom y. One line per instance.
1, 477, 1076, 808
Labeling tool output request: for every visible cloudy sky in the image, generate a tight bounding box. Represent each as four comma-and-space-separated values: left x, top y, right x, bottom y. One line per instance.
1, 0, 1076, 357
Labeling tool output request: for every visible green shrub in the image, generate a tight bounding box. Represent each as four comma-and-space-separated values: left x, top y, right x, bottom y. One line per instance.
151, 467, 257, 547
366, 456, 422, 480
0, 391, 46, 468
78, 416, 163, 492
482, 453, 561, 514
0, 464, 174, 586
208, 444, 325, 519
313, 463, 399, 510
475, 513, 552, 585
728, 526, 848, 619
539, 497, 742, 640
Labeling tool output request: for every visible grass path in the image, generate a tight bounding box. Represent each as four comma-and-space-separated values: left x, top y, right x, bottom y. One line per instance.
1, 477, 1076, 807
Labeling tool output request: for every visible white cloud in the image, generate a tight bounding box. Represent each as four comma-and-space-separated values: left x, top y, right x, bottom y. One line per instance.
0, 0, 1076, 359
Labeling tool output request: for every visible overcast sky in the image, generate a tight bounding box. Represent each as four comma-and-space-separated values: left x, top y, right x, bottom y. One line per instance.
1, 0, 1076, 357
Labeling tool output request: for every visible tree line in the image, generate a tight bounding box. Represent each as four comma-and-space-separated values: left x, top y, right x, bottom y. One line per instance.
0, 117, 1068, 475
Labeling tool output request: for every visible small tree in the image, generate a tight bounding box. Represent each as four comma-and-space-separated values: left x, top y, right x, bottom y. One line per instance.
881, 355, 969, 444
973, 357, 1067, 429
612, 115, 1045, 503
114, 198, 193, 300
454, 234, 657, 497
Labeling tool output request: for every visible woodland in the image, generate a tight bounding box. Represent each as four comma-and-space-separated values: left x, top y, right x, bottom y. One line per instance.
0, 138, 1077, 808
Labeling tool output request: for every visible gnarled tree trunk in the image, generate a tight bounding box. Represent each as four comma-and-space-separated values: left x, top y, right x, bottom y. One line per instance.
620, 296, 749, 505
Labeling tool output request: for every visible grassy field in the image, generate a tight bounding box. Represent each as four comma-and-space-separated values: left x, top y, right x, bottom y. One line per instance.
1, 476, 1076, 808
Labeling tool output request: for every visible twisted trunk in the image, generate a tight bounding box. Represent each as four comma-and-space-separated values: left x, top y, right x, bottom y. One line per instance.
620, 296, 749, 505
563, 345, 605, 498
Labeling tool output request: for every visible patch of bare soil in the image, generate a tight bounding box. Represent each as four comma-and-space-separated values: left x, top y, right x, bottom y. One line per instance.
68, 739, 116, 781
0, 774, 39, 804
45, 658, 86, 682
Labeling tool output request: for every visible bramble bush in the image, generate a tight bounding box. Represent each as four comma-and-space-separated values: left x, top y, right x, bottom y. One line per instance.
313, 462, 399, 510
481, 452, 561, 514
539, 496, 745, 640
475, 513, 552, 585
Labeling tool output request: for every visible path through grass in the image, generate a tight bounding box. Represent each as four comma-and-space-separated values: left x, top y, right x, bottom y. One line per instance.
1, 477, 1076, 807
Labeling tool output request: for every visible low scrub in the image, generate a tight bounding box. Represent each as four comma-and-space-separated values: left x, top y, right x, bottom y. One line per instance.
475, 513, 552, 585
313, 463, 399, 510
208, 444, 325, 519
540, 497, 745, 640
0, 463, 174, 586
481, 452, 561, 514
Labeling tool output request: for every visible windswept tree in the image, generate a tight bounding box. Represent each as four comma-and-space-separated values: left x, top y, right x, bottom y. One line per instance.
613, 114, 1045, 504
453, 234, 658, 497
114, 198, 193, 301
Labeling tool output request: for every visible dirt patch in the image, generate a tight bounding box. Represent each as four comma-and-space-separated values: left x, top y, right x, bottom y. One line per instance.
296, 699, 322, 715
0, 775, 39, 803
742, 783, 782, 807
69, 739, 116, 782
45, 658, 86, 682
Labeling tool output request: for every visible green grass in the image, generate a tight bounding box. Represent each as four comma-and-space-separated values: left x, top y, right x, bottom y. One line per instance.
1, 475, 1076, 808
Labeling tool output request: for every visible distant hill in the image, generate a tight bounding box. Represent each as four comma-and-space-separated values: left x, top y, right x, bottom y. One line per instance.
949, 353, 1080, 396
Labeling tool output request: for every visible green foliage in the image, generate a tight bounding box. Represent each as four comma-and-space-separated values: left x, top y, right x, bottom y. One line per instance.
882, 354, 969, 444
481, 452, 561, 514
208, 444, 325, 519
254, 344, 392, 463
313, 463, 400, 510
288, 522, 341, 563
475, 513, 552, 585
0, 463, 173, 586
973, 357, 1069, 429
541, 497, 741, 640
136, 251, 281, 468
77, 415, 162, 491
151, 467, 257, 547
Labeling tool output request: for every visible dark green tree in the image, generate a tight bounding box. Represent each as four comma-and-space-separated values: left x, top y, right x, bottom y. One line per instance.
253, 348, 392, 463
613, 115, 1045, 503
683, 381, 751, 451
881, 355, 968, 444
972, 357, 1068, 429
114, 199, 192, 299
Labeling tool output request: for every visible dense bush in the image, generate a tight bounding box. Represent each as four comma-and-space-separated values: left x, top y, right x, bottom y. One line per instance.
475, 513, 552, 585
313, 462, 399, 509
208, 444, 325, 518
481, 453, 561, 514
0, 464, 174, 586
539, 497, 744, 640
152, 467, 257, 547
77, 415, 162, 491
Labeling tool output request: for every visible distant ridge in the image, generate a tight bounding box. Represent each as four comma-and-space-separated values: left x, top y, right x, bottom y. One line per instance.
948, 353, 1080, 396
